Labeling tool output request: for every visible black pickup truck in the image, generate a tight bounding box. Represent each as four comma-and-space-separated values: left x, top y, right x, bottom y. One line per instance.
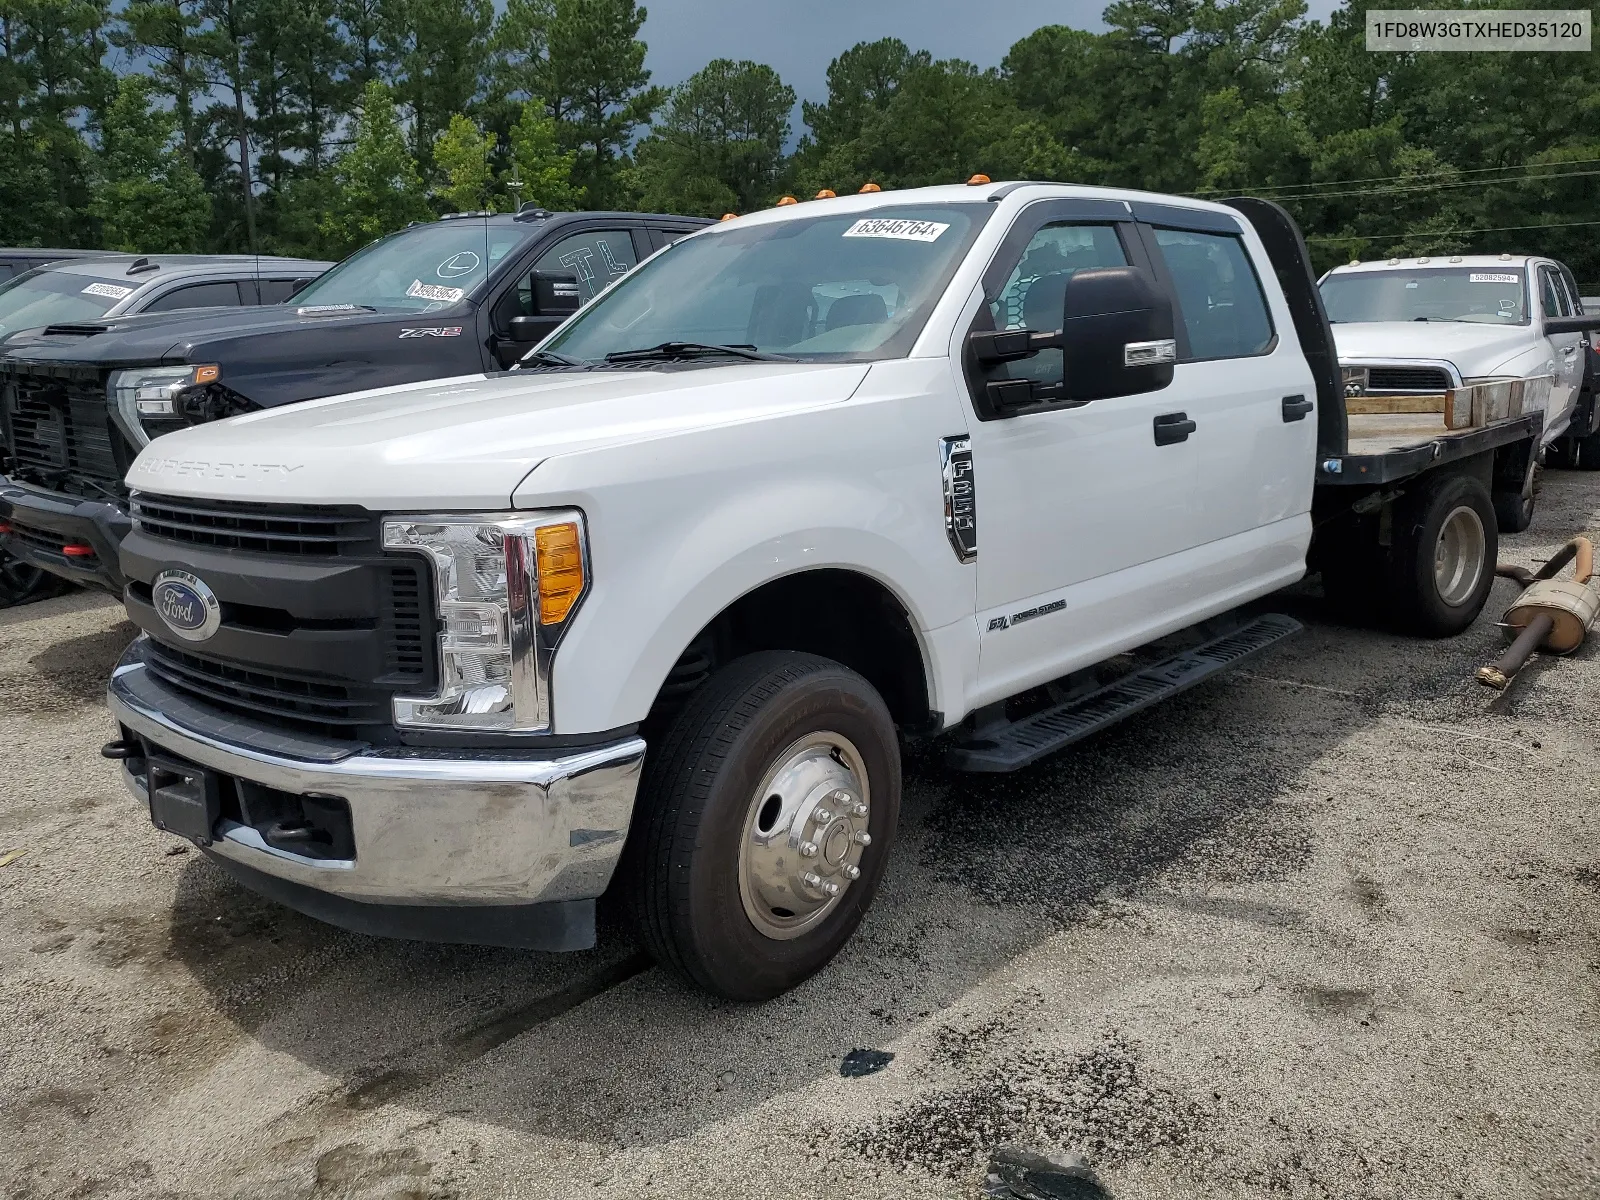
0, 208, 709, 595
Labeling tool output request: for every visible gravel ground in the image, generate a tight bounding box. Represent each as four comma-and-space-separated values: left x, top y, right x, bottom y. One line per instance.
3, 472, 1598, 1200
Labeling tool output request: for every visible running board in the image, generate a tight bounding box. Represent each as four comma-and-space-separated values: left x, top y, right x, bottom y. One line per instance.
946, 613, 1302, 773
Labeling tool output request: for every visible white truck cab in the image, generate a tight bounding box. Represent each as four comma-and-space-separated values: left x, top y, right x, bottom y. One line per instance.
1321, 254, 1595, 530
101, 184, 1553, 1000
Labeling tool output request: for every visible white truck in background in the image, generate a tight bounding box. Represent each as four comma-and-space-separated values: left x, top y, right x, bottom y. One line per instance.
100, 184, 1571, 1001
1321, 254, 1599, 530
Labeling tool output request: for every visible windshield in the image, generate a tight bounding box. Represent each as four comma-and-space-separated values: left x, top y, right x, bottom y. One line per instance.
0, 267, 137, 334
546, 204, 992, 362
292, 220, 537, 312
1320, 268, 1528, 325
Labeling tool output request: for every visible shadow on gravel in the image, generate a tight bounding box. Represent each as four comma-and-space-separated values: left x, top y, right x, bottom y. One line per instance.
154, 598, 1504, 1154
1, 621, 137, 714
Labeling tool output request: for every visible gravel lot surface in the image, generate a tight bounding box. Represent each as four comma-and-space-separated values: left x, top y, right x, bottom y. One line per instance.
3, 472, 1598, 1200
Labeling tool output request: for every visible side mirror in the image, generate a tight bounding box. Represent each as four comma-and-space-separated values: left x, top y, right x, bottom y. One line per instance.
1544, 315, 1600, 336
1059, 267, 1176, 401
532, 270, 581, 317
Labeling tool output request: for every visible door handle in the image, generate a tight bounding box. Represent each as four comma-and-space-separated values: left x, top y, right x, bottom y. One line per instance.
1282, 394, 1314, 422
1563, 345, 1579, 356
1153, 411, 1196, 445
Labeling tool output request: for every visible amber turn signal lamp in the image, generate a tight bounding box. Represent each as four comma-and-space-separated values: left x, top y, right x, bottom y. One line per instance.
776, 195, 798, 206
193, 364, 221, 385
815, 189, 836, 199
858, 182, 881, 193
967, 174, 991, 185
721, 213, 737, 221
534, 522, 584, 625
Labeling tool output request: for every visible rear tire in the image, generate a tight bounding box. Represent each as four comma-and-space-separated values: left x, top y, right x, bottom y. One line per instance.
0, 550, 68, 609
626, 651, 901, 1001
1576, 430, 1600, 470
1390, 472, 1497, 637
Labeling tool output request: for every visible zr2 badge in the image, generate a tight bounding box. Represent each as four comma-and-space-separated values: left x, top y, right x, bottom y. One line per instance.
399, 326, 463, 338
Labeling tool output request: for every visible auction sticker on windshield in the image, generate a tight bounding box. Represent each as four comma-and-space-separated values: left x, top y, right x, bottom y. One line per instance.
82, 282, 134, 300
406, 280, 466, 303
842, 218, 950, 242
1470, 273, 1521, 284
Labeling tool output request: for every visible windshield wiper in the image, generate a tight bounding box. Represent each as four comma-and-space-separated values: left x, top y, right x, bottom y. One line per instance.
516, 348, 587, 368
604, 341, 794, 364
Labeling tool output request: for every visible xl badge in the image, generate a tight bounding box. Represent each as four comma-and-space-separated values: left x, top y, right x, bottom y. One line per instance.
151, 570, 221, 642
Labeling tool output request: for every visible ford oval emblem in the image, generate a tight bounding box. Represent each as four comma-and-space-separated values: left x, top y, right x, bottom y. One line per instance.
151, 569, 221, 642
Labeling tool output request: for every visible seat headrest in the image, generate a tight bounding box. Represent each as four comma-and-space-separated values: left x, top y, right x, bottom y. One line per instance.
825, 292, 887, 331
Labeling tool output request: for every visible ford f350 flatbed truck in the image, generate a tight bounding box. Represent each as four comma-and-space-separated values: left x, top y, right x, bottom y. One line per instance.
100, 183, 1557, 1001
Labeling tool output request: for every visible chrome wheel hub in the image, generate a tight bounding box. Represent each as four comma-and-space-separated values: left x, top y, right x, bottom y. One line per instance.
1434, 504, 1487, 607
738, 732, 871, 941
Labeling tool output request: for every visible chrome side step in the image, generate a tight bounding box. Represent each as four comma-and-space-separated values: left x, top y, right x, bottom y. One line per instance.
946, 613, 1302, 773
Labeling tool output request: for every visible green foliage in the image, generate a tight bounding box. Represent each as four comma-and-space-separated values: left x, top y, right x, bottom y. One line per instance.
633, 58, 796, 215
90, 75, 211, 251
318, 80, 430, 256
506, 98, 576, 209
433, 111, 496, 212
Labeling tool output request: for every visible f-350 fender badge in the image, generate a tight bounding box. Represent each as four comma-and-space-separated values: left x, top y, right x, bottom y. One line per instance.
941, 435, 976, 563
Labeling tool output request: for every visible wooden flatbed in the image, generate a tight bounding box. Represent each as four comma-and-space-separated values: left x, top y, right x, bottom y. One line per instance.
1317, 409, 1541, 487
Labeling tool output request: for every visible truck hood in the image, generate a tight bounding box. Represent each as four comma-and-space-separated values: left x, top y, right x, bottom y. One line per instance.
125, 362, 872, 509
1331, 321, 1535, 378
1, 303, 433, 364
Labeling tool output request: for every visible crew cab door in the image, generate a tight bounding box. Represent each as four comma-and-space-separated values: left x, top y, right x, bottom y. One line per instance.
1537, 262, 1582, 434
960, 204, 1200, 702
1137, 209, 1317, 552
486, 224, 642, 367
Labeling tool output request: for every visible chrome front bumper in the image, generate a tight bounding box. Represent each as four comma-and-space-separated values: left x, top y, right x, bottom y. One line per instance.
107, 660, 645, 909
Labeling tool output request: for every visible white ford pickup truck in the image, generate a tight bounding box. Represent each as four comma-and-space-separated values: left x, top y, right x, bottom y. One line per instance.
101, 184, 1561, 1000
1321, 254, 1600, 531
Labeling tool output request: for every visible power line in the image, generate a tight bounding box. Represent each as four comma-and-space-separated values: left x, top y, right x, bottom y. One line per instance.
1189, 155, 1600, 196
1306, 218, 1600, 245
1251, 166, 1600, 203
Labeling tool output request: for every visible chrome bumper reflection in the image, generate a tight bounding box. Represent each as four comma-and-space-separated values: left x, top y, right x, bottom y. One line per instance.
108, 662, 644, 906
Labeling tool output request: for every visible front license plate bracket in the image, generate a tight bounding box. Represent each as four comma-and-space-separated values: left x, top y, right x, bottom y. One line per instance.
146, 753, 223, 845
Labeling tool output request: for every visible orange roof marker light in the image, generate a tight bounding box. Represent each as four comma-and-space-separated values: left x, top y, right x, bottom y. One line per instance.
967, 174, 991, 186
858, 182, 882, 193
815, 189, 836, 199
720, 213, 737, 221
776, 195, 798, 206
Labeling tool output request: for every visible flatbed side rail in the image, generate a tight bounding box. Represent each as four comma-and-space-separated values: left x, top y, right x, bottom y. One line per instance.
1317, 410, 1541, 486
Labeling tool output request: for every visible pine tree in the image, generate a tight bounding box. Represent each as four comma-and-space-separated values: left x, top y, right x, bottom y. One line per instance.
433, 112, 495, 211
91, 74, 211, 251
319, 79, 430, 255
506, 98, 574, 209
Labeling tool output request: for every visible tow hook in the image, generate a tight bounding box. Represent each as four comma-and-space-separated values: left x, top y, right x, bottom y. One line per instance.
1477, 537, 1599, 689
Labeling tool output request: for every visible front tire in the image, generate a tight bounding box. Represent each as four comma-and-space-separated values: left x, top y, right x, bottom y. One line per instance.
0, 550, 68, 609
626, 651, 901, 1001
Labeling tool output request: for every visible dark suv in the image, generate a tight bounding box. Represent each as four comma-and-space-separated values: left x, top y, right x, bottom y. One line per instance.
0, 209, 709, 594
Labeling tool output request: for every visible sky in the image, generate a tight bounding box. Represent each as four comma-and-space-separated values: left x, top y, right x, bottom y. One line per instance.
636, 0, 1347, 110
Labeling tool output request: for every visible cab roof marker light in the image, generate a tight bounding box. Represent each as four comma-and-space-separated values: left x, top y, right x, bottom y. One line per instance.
967, 174, 991, 185
859, 182, 881, 193
721, 213, 737, 221
815, 189, 836, 199
776, 196, 798, 206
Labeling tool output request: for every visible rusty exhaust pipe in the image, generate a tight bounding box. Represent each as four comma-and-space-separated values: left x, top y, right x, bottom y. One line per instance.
1477, 537, 1597, 690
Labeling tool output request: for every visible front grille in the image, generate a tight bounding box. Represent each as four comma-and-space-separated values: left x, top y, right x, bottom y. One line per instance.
131, 493, 377, 556
0, 366, 127, 496
381, 565, 428, 680
1366, 366, 1452, 393
142, 639, 391, 730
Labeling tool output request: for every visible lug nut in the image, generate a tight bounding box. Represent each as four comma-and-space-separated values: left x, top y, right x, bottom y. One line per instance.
802, 871, 823, 889
813, 808, 833, 824
850, 801, 868, 817
841, 864, 861, 881
821, 881, 841, 897
799, 841, 818, 858
853, 831, 872, 846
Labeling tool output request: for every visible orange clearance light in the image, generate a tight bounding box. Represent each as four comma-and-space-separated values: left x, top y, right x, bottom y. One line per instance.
776, 195, 798, 206
193, 364, 220, 385
967, 174, 991, 185
859, 182, 881, 193
720, 212, 737, 221
61, 543, 94, 558
534, 523, 584, 625
815, 189, 836, 199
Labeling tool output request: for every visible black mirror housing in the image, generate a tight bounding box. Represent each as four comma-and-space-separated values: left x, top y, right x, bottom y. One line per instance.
532, 270, 581, 317
1544, 314, 1600, 336
1060, 267, 1176, 401
507, 315, 550, 342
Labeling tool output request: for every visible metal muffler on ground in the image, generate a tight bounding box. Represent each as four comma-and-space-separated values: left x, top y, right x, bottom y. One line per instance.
1477, 537, 1599, 690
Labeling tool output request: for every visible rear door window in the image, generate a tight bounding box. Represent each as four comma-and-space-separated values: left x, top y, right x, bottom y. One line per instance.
1151, 229, 1274, 360
142, 281, 244, 312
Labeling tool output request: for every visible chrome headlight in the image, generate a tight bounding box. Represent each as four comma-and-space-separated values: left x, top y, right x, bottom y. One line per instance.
382, 511, 588, 732
109, 363, 219, 445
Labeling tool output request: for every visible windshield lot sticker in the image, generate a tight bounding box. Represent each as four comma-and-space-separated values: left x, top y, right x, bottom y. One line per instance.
843, 218, 950, 242
436, 251, 480, 278
399, 326, 463, 338
1470, 273, 1520, 284
82, 282, 134, 300
406, 279, 466, 303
